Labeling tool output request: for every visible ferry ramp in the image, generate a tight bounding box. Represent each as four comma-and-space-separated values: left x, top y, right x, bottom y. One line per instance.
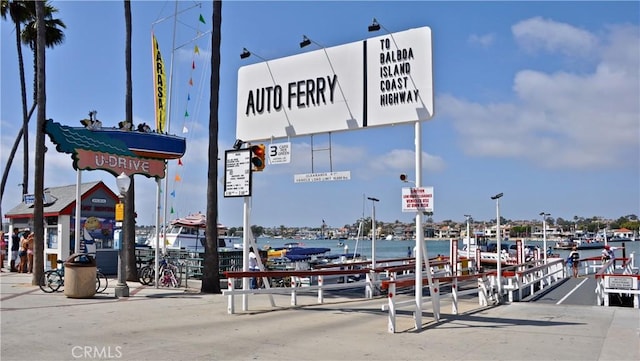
533, 275, 599, 306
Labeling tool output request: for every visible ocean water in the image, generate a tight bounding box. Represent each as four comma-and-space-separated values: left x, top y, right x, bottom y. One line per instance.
256, 237, 640, 261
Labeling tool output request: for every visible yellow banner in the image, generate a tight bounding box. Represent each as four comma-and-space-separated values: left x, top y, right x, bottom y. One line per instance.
152, 34, 167, 133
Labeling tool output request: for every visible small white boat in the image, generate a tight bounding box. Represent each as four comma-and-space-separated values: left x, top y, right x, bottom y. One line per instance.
459, 235, 517, 266
146, 213, 241, 251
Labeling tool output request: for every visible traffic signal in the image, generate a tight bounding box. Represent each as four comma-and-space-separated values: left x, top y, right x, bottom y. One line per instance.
251, 144, 266, 172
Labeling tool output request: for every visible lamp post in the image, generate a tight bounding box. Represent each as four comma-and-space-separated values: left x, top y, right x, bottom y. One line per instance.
491, 193, 503, 298
115, 172, 131, 298
540, 212, 550, 264
367, 197, 379, 270
464, 214, 471, 257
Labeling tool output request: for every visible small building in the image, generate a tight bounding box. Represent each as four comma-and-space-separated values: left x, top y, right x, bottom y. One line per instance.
4, 181, 120, 274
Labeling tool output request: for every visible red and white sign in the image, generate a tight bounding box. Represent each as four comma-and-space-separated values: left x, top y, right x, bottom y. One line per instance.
76, 149, 166, 178
401, 186, 434, 213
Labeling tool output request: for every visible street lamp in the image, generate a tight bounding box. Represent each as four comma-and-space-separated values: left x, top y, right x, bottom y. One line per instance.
464, 214, 471, 257
540, 212, 550, 264
367, 196, 379, 270
115, 172, 131, 298
491, 192, 503, 299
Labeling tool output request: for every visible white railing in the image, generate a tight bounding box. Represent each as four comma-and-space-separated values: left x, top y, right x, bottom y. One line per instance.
502, 259, 566, 302
595, 253, 640, 309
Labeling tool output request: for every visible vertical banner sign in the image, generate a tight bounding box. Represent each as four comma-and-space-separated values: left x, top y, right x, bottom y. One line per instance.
152, 34, 167, 133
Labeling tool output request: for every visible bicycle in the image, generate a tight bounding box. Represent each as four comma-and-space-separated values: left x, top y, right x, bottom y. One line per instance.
39, 259, 108, 294
138, 255, 183, 287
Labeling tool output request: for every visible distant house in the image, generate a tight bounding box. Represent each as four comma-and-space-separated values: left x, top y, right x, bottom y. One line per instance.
4, 181, 120, 274
613, 228, 634, 239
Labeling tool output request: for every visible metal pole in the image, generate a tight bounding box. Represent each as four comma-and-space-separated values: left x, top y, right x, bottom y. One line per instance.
414, 121, 423, 329
543, 216, 547, 264
114, 194, 130, 298
496, 198, 501, 296
367, 197, 379, 270
74, 170, 81, 254
242, 196, 250, 311
491, 192, 503, 299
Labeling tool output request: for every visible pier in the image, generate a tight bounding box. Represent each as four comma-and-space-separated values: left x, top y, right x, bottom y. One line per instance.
2, 267, 639, 361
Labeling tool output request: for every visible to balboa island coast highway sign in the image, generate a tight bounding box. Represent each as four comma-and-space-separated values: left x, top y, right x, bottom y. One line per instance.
236, 26, 433, 141
45, 119, 186, 178
234, 26, 433, 185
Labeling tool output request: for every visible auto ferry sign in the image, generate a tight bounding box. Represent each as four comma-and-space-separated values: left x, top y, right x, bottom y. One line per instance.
236, 26, 433, 142
402, 186, 434, 213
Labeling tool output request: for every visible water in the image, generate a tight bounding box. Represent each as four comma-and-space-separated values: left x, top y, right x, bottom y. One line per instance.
256, 237, 640, 261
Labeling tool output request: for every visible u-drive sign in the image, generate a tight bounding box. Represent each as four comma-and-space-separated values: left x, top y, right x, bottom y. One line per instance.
402, 186, 434, 213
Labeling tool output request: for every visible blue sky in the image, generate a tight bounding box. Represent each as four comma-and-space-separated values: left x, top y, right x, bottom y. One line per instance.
1, 1, 638, 229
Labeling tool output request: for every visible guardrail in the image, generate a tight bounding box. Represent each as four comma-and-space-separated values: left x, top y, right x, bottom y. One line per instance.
223, 268, 375, 314
380, 273, 494, 333
501, 258, 566, 302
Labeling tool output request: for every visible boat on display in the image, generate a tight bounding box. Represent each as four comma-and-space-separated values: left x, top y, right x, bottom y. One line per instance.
45, 117, 186, 161
146, 213, 241, 251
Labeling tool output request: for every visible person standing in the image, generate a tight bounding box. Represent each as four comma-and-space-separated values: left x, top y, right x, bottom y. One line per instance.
10, 229, 20, 272
601, 245, 615, 264
26, 233, 34, 273
249, 247, 259, 289
569, 246, 580, 278
0, 231, 6, 271
18, 231, 29, 273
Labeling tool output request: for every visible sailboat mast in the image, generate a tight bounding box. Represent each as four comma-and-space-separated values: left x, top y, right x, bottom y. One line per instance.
161, 0, 180, 255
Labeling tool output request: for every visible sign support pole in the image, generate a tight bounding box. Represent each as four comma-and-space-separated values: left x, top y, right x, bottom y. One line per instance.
414, 120, 439, 331
242, 195, 250, 311
74, 169, 81, 254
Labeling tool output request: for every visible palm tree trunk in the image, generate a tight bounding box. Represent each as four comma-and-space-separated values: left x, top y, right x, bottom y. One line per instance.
32, 0, 46, 286
0, 102, 36, 219
202, 0, 222, 294
122, 0, 137, 282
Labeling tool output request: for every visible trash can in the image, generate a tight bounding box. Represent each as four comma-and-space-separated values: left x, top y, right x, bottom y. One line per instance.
64, 253, 97, 298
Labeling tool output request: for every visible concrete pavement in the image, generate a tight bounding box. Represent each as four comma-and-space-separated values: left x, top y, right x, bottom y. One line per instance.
1, 271, 639, 361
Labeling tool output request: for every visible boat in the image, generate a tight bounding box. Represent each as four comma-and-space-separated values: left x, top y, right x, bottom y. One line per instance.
608, 236, 634, 243
555, 237, 606, 250
459, 235, 517, 266
146, 213, 241, 251
45, 117, 186, 160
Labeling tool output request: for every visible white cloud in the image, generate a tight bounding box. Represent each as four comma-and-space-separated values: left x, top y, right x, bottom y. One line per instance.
512, 16, 598, 57
468, 33, 495, 48
440, 21, 639, 170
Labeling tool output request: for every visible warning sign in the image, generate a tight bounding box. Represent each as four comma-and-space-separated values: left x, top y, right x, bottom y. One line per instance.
401, 187, 434, 213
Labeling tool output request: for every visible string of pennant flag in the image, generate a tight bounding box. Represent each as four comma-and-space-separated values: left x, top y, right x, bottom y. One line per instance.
153, 10, 209, 220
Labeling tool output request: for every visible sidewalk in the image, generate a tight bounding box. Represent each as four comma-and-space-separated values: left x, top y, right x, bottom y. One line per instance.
1, 271, 638, 361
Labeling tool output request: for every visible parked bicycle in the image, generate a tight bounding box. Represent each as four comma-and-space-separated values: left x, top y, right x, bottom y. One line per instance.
138, 255, 183, 287
39, 259, 108, 294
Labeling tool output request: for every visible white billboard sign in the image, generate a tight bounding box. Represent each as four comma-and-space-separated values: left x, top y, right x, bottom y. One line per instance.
401, 186, 434, 213
237, 26, 433, 142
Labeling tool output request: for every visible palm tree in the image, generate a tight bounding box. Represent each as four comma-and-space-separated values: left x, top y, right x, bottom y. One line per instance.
202, 0, 222, 293
0, 0, 64, 219
123, 0, 137, 282
32, 0, 46, 286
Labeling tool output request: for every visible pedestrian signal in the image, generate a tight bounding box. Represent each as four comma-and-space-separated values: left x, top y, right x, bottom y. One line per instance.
251, 144, 266, 172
